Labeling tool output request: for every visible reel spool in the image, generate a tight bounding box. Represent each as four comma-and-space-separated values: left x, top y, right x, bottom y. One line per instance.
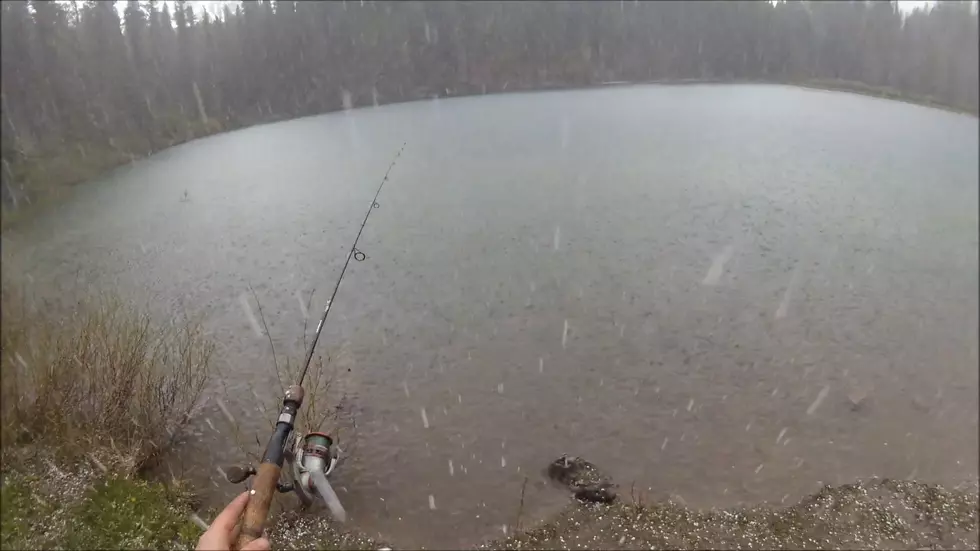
290, 432, 340, 507
225, 431, 344, 522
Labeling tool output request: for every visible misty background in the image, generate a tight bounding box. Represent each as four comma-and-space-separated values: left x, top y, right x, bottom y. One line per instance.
1, 0, 978, 210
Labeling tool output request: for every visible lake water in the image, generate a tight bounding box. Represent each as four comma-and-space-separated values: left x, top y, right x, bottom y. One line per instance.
2, 84, 977, 548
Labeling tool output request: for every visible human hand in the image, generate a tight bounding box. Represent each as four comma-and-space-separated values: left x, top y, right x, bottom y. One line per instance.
196, 492, 271, 551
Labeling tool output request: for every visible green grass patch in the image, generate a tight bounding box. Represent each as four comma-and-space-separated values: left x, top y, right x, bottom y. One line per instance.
0, 285, 213, 549
1, 467, 202, 551
0, 471, 60, 550
64, 475, 201, 550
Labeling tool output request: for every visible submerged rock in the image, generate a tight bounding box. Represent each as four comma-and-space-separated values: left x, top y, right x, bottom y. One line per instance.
547, 455, 617, 504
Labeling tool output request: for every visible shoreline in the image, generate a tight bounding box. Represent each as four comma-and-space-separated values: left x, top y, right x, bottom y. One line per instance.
3, 454, 976, 550
2, 78, 975, 231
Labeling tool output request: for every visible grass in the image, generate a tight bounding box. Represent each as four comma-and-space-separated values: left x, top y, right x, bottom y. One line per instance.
64, 475, 201, 550
1, 464, 201, 551
0, 286, 213, 472
0, 282, 373, 550
0, 284, 214, 549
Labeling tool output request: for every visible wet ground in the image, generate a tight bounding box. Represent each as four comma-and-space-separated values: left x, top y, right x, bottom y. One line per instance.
483, 478, 980, 550
2, 84, 977, 549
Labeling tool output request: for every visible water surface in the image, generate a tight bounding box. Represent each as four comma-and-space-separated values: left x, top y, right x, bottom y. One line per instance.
3, 84, 977, 548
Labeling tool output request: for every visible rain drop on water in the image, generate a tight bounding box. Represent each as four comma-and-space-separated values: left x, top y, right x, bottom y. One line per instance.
238, 293, 264, 338
807, 385, 831, 415
294, 289, 309, 321
216, 398, 236, 426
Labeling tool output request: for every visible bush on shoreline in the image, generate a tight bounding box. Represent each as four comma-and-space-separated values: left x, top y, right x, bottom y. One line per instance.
0, 286, 212, 473
0, 285, 216, 548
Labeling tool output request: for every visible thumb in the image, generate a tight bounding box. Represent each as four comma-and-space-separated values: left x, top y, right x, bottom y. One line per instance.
241, 537, 271, 551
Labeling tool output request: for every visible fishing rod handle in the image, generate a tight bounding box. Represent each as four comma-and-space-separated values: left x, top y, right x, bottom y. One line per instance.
235, 385, 303, 550
235, 463, 281, 549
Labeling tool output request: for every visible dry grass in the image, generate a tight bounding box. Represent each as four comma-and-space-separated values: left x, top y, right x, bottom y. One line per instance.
0, 285, 212, 473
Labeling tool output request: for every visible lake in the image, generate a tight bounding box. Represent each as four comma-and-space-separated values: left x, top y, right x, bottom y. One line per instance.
2, 84, 977, 548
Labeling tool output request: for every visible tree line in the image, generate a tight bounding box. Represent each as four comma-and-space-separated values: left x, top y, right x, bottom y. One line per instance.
1, 0, 977, 208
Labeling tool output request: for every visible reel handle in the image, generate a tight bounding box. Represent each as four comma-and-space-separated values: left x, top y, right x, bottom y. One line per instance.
225, 464, 256, 484
234, 463, 281, 549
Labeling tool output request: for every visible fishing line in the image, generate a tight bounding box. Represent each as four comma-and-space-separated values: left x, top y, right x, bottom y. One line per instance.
228, 143, 407, 547
298, 142, 406, 384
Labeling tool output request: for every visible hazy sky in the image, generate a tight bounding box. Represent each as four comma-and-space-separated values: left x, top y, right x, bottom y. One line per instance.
897, 0, 936, 12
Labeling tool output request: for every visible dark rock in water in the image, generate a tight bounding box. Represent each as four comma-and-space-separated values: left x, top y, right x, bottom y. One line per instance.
547, 455, 617, 504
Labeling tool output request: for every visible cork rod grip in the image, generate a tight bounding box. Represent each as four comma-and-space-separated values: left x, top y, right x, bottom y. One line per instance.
234, 463, 281, 550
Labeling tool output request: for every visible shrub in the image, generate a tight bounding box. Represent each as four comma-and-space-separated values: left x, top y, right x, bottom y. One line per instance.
0, 286, 212, 473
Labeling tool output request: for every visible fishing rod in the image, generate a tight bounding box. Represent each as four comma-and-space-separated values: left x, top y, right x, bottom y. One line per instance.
227, 143, 406, 550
